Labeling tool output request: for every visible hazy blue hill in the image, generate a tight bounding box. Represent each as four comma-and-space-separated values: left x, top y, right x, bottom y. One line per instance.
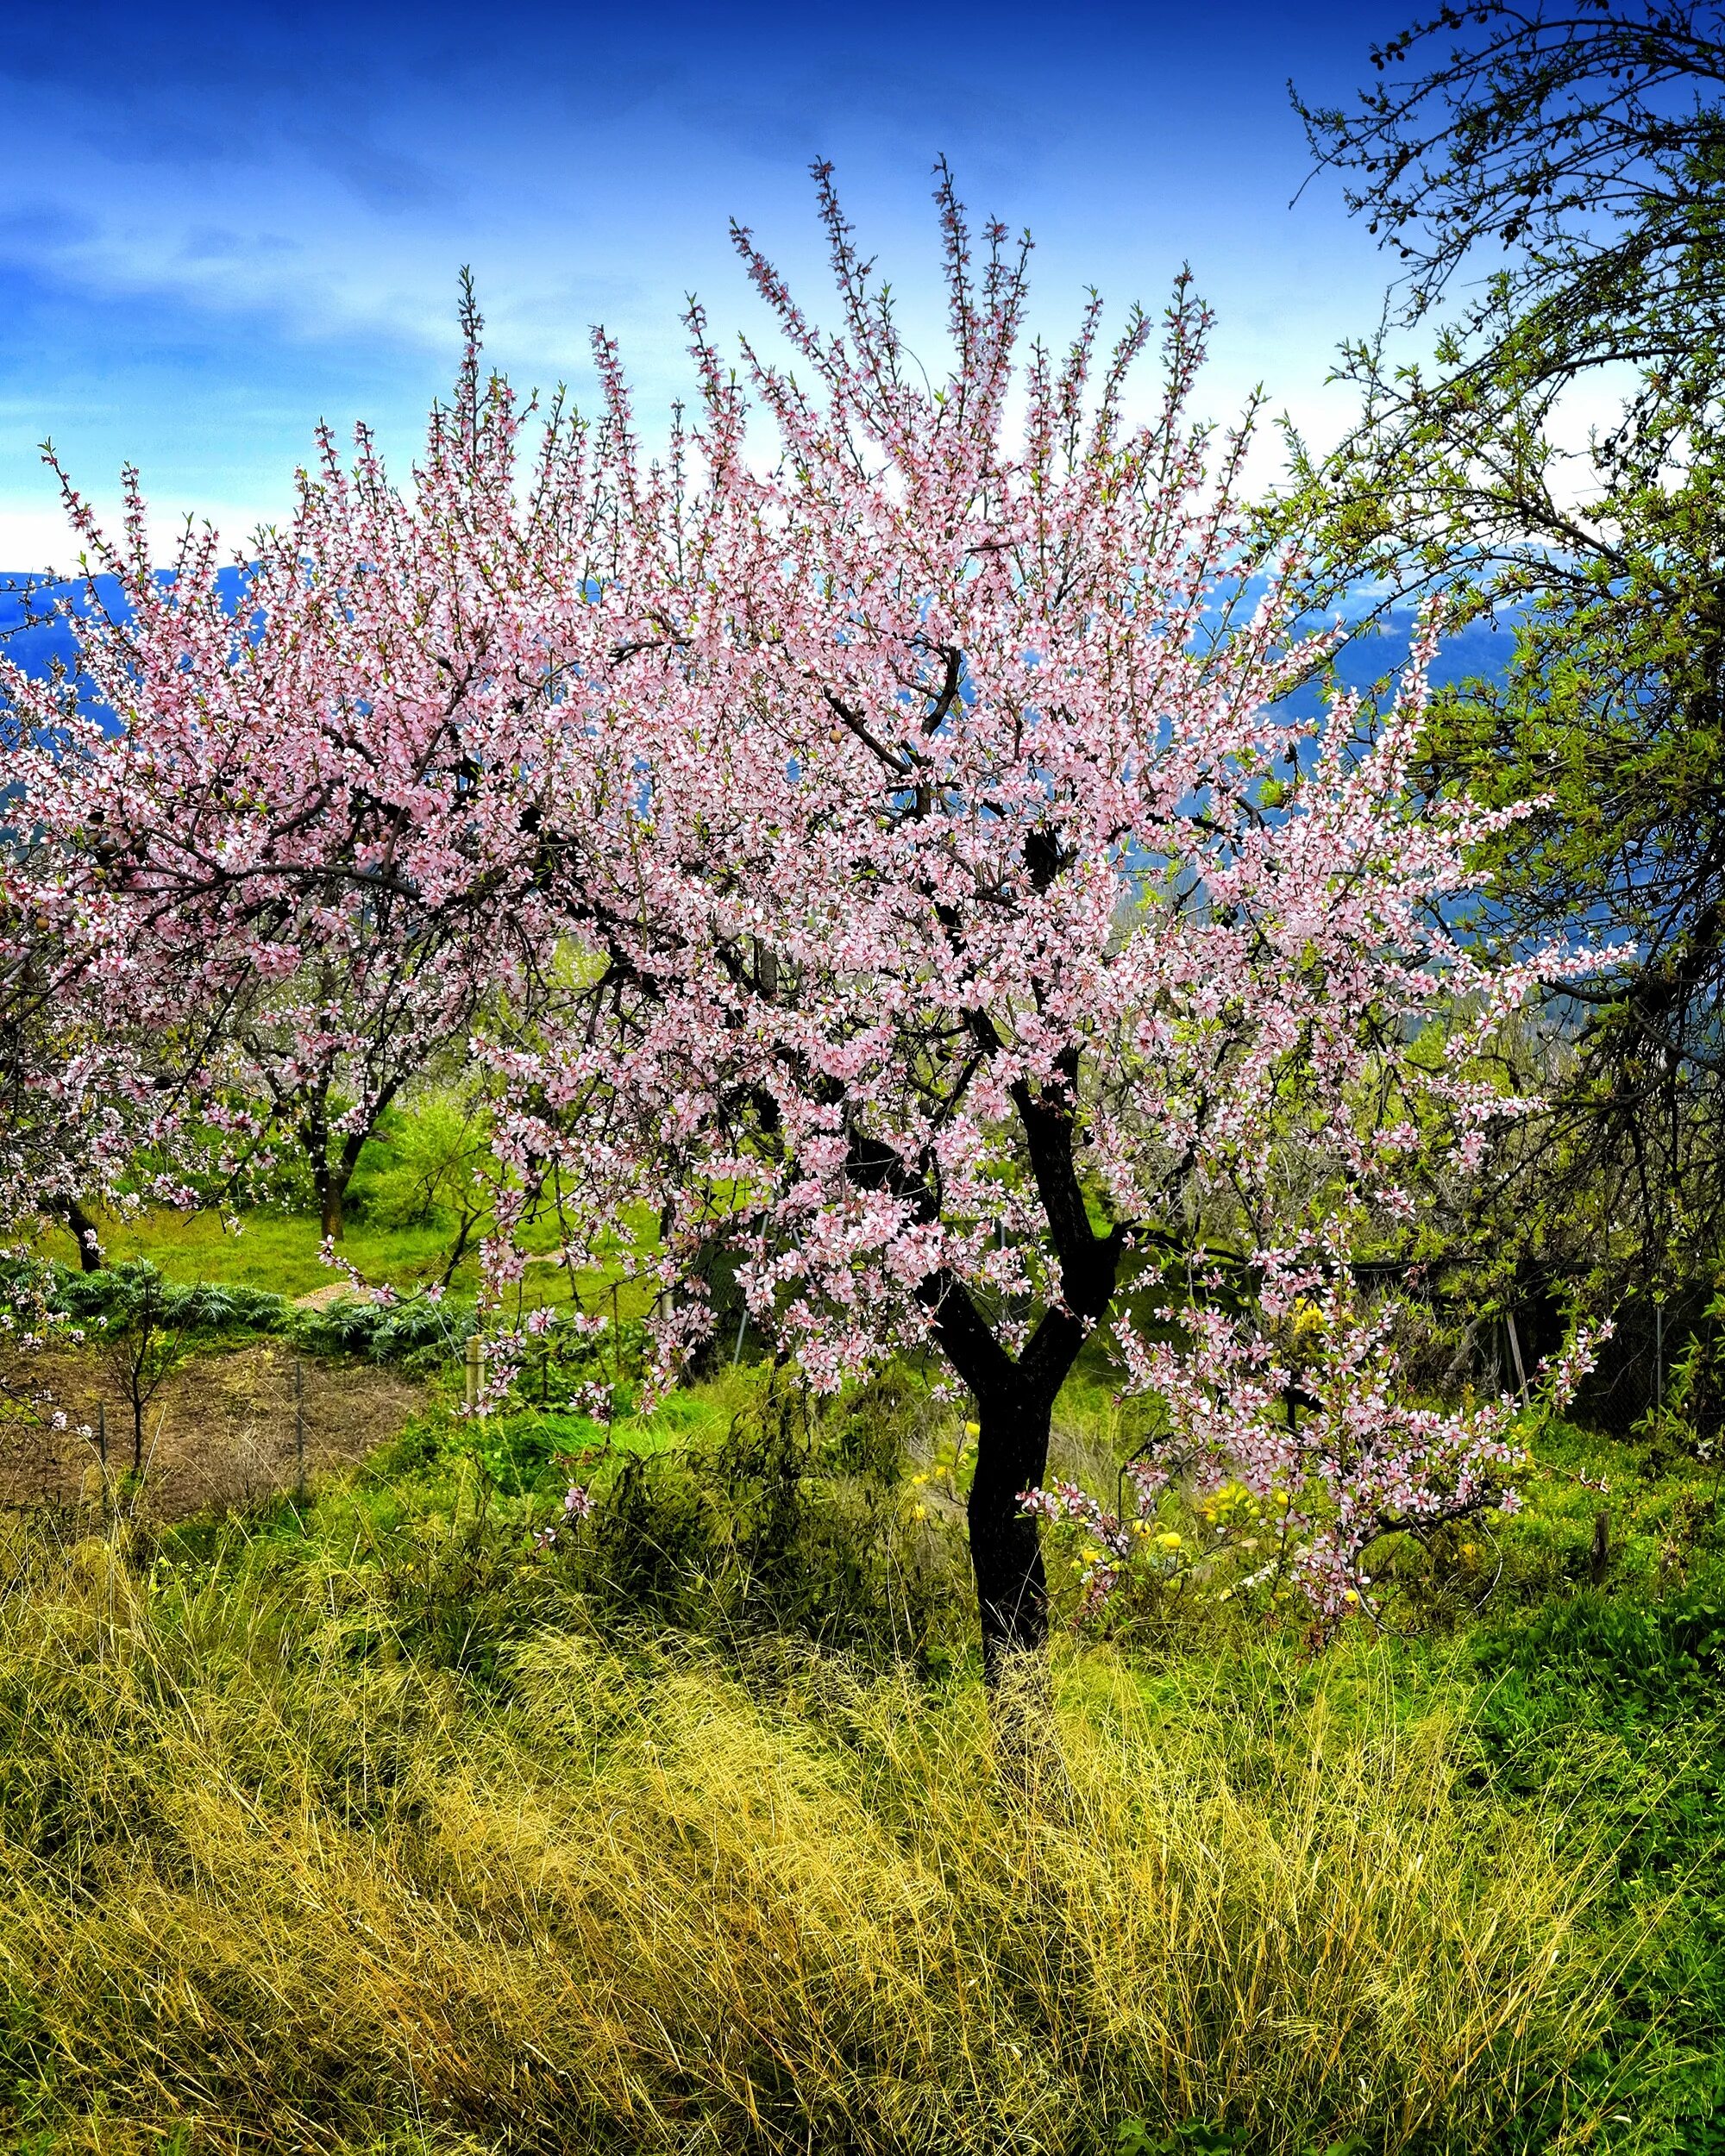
1, 572, 1521, 708
1, 573, 127, 683
1289, 605, 1521, 711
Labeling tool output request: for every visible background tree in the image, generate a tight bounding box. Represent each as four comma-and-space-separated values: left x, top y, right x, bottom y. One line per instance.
0, 304, 555, 1246
228, 921, 486, 1243
0, 885, 132, 1258
90, 1260, 188, 1479
1287, 0, 1725, 1297
356, 1084, 499, 1288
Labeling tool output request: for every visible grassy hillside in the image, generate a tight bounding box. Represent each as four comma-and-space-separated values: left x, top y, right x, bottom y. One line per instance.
2, 1240, 1723, 2153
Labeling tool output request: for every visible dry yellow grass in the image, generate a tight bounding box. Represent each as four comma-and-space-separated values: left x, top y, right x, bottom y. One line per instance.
0, 1538, 1631, 2155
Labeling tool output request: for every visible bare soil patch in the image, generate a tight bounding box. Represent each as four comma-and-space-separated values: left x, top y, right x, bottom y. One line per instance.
292, 1281, 361, 1312
0, 1340, 427, 1518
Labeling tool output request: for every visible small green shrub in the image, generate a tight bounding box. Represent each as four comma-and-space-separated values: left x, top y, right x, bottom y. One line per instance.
481, 1374, 972, 1668
21, 1256, 292, 1339
3, 1254, 495, 1376
287, 1290, 476, 1369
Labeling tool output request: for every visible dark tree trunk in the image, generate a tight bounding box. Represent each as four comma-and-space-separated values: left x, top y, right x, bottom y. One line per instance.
61, 1196, 103, 1272
967, 1386, 1057, 1675
926, 1280, 1093, 1687
309, 1096, 394, 1245
855, 1037, 1126, 1687
308, 1140, 348, 1244
301, 1110, 340, 1244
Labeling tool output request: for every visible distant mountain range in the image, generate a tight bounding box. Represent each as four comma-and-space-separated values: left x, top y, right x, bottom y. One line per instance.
0, 573, 1521, 718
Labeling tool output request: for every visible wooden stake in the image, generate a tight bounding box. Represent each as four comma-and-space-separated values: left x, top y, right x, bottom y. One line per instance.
1504, 1312, 1530, 1402
1656, 1300, 1665, 1415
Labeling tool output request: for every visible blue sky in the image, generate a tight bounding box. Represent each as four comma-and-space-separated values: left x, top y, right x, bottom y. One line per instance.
0, 0, 1415, 571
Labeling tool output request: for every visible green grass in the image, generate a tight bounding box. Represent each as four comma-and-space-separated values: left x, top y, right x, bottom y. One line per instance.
7, 1231, 1725, 2153
36, 1200, 663, 1320
0, 1495, 1651, 2156
34, 1201, 459, 1295
0, 1390, 1718, 2153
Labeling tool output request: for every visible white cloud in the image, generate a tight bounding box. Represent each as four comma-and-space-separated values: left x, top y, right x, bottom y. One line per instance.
0, 498, 282, 577
0, 505, 89, 575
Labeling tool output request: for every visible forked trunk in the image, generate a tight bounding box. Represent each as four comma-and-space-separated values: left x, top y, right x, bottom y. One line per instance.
310, 1148, 346, 1243
906, 1052, 1126, 1688
924, 1271, 1100, 1688
313, 1115, 383, 1245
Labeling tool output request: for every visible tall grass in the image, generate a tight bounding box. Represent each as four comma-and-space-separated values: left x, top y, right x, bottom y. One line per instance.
0, 1520, 1632, 2156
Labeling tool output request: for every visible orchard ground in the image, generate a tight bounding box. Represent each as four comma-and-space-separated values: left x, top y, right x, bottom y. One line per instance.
2, 1193, 1723, 2156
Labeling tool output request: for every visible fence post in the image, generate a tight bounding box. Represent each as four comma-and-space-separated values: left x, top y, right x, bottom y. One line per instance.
294, 1357, 305, 1501
464, 1335, 483, 1414
97, 1399, 106, 1469
1656, 1300, 1665, 1417
1504, 1312, 1531, 1403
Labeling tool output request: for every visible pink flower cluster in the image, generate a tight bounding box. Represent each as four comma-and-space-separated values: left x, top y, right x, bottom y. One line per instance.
1028, 1244, 1611, 1623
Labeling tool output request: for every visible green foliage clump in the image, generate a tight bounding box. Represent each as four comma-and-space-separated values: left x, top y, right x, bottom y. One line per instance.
9, 1254, 485, 1374
13, 1255, 292, 1341
423, 1364, 967, 1671
578, 1377, 950, 1660
288, 1290, 476, 1369
1464, 1586, 1725, 2153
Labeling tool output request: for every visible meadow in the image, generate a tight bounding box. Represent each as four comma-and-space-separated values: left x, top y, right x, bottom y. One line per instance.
3, 1195, 1723, 2156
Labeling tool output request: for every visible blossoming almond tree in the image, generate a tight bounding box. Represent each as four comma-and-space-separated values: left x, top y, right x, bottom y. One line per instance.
0, 301, 588, 1241
474, 166, 1585, 1666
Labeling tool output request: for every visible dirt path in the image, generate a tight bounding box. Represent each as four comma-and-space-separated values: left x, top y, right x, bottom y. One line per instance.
0, 1338, 426, 1518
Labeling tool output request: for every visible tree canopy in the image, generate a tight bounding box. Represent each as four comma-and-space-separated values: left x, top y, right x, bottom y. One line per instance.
1286, 1, 1725, 1291
3, 168, 1590, 1659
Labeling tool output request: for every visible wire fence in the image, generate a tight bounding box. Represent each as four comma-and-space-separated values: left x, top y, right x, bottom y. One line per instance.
0, 1344, 415, 1520
1381, 1259, 1711, 1444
